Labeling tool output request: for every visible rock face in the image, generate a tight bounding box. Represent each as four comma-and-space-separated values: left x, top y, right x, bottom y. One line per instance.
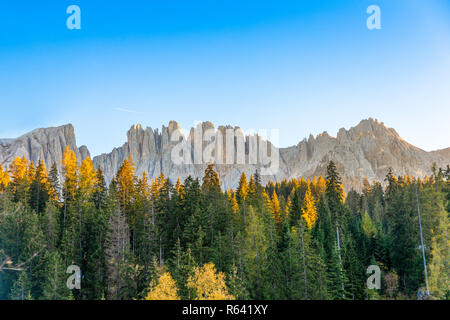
1, 119, 449, 191
279, 119, 449, 190
92, 118, 450, 191
0, 124, 90, 171
93, 121, 283, 190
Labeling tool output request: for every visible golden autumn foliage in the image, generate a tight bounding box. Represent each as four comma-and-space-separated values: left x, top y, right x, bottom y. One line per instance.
79, 157, 97, 196
62, 146, 78, 200
339, 184, 346, 203
187, 263, 235, 300
175, 178, 184, 199
34, 160, 51, 189
9, 156, 27, 184
26, 160, 35, 183
311, 176, 326, 197
137, 171, 150, 198
301, 184, 318, 230
237, 172, 248, 202
231, 193, 239, 214
0, 164, 10, 191
150, 173, 166, 201
248, 175, 256, 198
145, 272, 180, 300
116, 155, 136, 208
226, 190, 239, 214
8, 156, 29, 199
270, 190, 282, 224
262, 190, 271, 210
284, 199, 291, 221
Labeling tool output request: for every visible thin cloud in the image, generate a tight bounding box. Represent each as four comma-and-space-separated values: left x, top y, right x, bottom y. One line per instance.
114, 107, 141, 114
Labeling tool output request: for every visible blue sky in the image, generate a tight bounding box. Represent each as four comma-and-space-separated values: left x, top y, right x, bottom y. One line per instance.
0, 0, 449, 156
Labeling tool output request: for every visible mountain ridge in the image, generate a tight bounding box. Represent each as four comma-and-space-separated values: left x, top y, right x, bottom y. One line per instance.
1, 119, 448, 191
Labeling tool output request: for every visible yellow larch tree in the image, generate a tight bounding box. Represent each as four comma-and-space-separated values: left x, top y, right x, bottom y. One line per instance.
299, 177, 308, 190
79, 156, 97, 198
236, 172, 248, 203
33, 160, 50, 193
301, 184, 318, 230
270, 190, 282, 224
137, 171, 150, 199
9, 156, 27, 184
187, 262, 235, 300
9, 156, 29, 200
284, 199, 291, 222
262, 190, 272, 211
316, 176, 326, 195
175, 178, 184, 199
145, 271, 180, 300
248, 175, 256, 199
116, 155, 136, 210
226, 190, 239, 215
231, 192, 239, 214
62, 146, 78, 202
0, 164, 10, 191
30, 160, 51, 214
339, 184, 346, 203
26, 160, 35, 185
150, 173, 167, 201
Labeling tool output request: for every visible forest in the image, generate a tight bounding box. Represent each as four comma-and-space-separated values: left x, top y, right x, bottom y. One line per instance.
0, 146, 448, 300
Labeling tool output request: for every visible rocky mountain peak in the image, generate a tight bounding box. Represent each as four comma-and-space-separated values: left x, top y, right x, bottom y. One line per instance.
0, 123, 89, 171
1, 120, 448, 192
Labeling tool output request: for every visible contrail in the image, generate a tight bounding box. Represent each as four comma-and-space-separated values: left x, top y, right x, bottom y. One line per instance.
114, 107, 141, 114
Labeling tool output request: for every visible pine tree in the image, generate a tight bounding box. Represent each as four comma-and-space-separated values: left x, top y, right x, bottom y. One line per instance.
226, 264, 249, 300
48, 162, 60, 204
9, 271, 32, 300
242, 206, 268, 298
40, 203, 60, 251
92, 167, 108, 209
105, 206, 130, 300
29, 160, 50, 214
168, 240, 197, 299
428, 199, 450, 299
325, 161, 345, 223
41, 251, 73, 300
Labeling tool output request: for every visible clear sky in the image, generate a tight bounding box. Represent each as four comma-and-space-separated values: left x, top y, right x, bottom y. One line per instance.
0, 0, 449, 156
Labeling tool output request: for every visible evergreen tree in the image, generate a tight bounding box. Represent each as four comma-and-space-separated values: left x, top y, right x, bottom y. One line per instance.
9, 271, 32, 300
40, 251, 73, 300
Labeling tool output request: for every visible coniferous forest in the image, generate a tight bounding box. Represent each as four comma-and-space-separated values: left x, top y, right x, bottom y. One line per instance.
0, 146, 449, 300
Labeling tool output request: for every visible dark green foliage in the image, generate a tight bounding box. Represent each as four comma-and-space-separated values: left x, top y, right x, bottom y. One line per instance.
0, 160, 448, 300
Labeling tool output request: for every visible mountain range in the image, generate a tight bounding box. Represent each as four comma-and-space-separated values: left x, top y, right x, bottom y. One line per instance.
1, 118, 448, 191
